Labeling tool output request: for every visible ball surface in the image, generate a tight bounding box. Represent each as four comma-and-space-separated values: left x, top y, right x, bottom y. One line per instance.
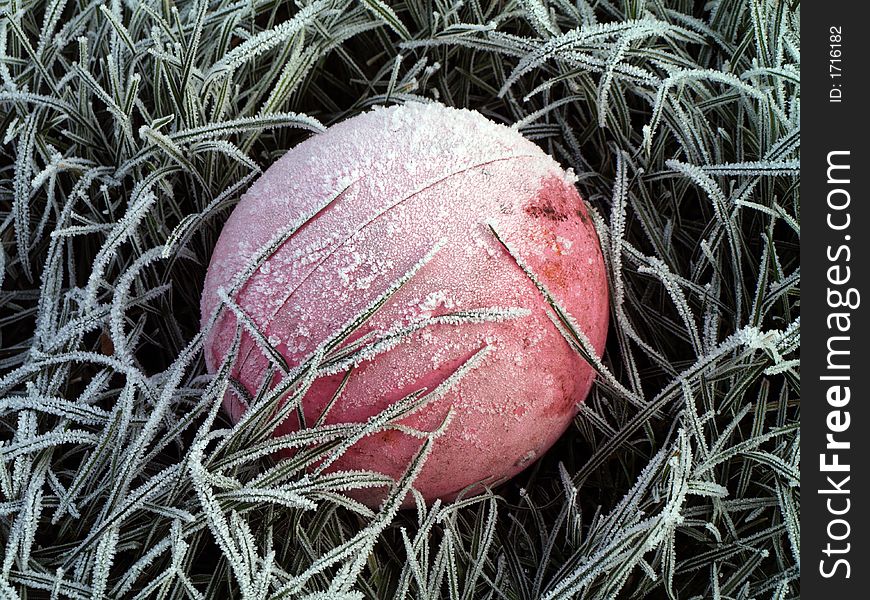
201, 102, 609, 506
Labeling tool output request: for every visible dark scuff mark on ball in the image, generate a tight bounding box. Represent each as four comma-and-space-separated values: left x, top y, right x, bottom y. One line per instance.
543, 370, 579, 418
379, 429, 401, 445
526, 203, 568, 221
525, 176, 574, 222
539, 260, 568, 288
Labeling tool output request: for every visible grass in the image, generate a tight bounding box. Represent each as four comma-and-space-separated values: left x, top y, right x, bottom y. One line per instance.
0, 0, 799, 598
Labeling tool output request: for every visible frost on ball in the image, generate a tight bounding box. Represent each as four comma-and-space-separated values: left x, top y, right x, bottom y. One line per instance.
200, 102, 609, 506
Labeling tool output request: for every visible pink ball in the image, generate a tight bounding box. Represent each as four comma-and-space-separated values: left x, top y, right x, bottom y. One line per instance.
201, 103, 609, 506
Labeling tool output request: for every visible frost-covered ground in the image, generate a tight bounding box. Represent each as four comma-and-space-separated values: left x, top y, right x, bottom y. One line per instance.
0, 1, 799, 598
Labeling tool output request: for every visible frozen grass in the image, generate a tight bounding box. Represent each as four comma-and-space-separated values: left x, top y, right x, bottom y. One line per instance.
0, 0, 799, 598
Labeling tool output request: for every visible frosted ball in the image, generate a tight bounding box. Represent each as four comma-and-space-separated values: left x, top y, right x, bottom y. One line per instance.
201, 102, 609, 506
